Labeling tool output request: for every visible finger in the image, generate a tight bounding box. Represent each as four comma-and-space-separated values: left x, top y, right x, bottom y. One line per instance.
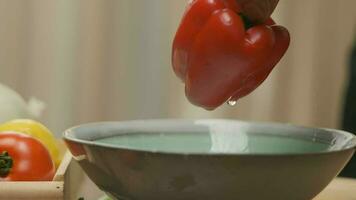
236, 0, 279, 23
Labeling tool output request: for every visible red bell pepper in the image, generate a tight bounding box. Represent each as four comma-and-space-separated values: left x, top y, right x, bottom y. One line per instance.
172, 0, 290, 110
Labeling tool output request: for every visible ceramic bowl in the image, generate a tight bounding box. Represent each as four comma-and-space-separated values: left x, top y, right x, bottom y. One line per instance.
63, 119, 356, 200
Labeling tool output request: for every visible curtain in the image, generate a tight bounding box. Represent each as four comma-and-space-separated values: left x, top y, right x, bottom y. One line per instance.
0, 0, 355, 136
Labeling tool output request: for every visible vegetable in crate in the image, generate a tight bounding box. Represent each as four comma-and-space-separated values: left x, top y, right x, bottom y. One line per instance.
0, 132, 55, 181
172, 0, 290, 110
0, 119, 61, 168
0, 83, 45, 124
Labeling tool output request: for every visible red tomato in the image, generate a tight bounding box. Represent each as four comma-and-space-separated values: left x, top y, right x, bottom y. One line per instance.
0, 132, 55, 181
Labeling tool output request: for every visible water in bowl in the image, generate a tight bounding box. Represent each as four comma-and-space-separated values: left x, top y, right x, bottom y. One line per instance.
94, 131, 332, 154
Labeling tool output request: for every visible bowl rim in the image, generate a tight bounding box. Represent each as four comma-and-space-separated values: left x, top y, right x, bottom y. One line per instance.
63, 118, 356, 156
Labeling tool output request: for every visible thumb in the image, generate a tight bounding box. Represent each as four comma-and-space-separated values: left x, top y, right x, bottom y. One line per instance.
235, 0, 279, 23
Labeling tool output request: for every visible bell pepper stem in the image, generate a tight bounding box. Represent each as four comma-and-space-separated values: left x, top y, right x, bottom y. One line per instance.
0, 151, 13, 177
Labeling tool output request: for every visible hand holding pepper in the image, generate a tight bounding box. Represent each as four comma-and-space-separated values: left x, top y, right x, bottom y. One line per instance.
172, 0, 289, 110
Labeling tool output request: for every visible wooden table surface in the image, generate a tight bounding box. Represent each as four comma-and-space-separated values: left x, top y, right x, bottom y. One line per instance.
314, 178, 356, 200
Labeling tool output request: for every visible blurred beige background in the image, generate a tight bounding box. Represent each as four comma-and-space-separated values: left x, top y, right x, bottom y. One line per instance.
0, 0, 355, 136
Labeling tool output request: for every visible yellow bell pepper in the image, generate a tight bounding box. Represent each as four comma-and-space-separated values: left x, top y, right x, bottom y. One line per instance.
0, 119, 61, 168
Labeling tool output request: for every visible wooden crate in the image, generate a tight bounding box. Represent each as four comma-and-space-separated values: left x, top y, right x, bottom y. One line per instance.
0, 151, 105, 200
0, 151, 72, 200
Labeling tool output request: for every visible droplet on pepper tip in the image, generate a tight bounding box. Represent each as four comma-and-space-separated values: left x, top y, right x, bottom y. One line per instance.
227, 100, 237, 106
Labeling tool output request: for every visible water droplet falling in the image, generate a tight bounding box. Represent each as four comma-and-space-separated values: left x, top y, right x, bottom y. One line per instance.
227, 100, 237, 106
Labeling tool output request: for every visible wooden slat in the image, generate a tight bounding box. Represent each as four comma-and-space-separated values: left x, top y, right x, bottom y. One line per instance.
0, 181, 63, 200
53, 151, 72, 181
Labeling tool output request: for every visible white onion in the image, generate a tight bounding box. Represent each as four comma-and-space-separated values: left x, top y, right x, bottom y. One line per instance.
0, 83, 45, 124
